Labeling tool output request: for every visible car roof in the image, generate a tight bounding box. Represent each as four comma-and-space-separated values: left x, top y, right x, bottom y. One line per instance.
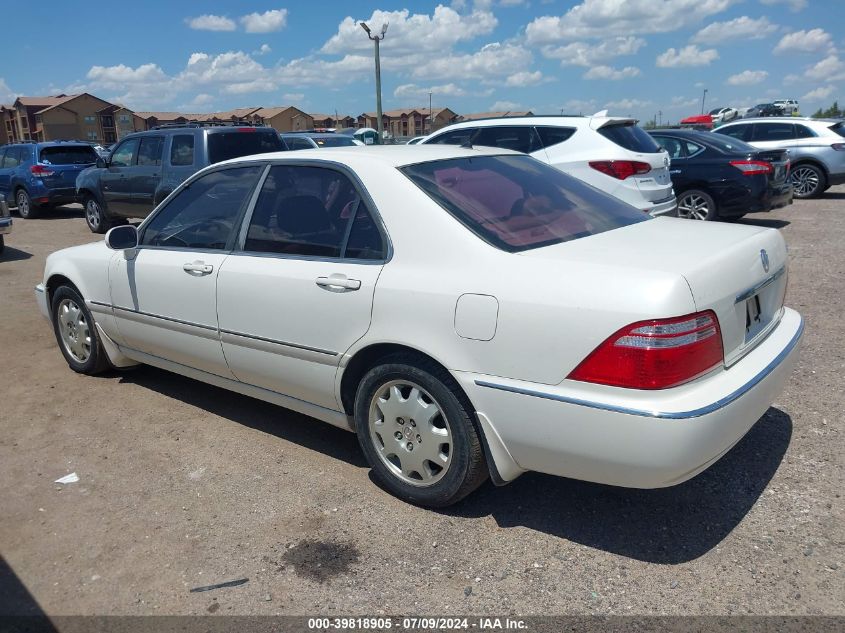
214, 143, 520, 169
722, 117, 840, 125
429, 114, 635, 131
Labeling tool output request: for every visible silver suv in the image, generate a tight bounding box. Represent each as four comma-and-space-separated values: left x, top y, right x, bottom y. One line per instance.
716, 117, 845, 198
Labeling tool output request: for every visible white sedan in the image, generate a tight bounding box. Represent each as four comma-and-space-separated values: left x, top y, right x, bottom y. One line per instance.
35, 145, 803, 507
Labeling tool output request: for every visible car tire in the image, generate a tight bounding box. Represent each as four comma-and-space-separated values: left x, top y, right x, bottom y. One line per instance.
790, 163, 826, 199
15, 189, 39, 219
50, 285, 110, 375
677, 189, 718, 221
0, 235, 4, 254
354, 355, 488, 507
84, 195, 111, 234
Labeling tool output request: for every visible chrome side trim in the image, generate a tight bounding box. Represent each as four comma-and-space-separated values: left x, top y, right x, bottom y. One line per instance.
220, 329, 338, 358
735, 266, 786, 304
111, 304, 219, 340
475, 316, 803, 420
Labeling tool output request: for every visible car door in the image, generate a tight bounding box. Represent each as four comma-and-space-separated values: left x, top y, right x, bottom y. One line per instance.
652, 135, 691, 189
216, 164, 388, 410
130, 135, 164, 215
109, 164, 265, 377
101, 138, 139, 216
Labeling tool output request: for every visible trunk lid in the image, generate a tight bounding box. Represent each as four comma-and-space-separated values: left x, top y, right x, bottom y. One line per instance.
748, 148, 790, 185
522, 218, 788, 366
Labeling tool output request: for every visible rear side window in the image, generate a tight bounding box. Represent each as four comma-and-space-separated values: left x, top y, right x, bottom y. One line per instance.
313, 136, 358, 147
170, 135, 195, 166
207, 129, 283, 164
401, 155, 648, 252
830, 122, 845, 138
137, 137, 164, 166
597, 123, 660, 153
39, 145, 98, 165
717, 124, 752, 142
753, 123, 795, 141
428, 129, 475, 145
536, 126, 576, 149
472, 126, 541, 154
794, 125, 816, 139
2, 147, 22, 167
651, 135, 684, 159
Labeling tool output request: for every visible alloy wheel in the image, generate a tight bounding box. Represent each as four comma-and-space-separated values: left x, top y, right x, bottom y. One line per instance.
368, 380, 452, 486
16, 191, 30, 218
86, 199, 102, 231
790, 166, 820, 198
677, 193, 710, 220
57, 298, 91, 363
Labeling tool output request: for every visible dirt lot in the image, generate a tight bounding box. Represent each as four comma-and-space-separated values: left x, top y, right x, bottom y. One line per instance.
1, 192, 843, 618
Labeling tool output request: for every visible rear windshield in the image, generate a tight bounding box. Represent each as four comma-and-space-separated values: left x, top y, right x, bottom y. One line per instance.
313, 136, 358, 147
400, 155, 648, 253
598, 123, 661, 153
207, 129, 283, 164
39, 145, 98, 165
831, 122, 845, 138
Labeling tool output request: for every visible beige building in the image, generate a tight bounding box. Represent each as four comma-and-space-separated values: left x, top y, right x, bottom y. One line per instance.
251, 106, 313, 132
357, 107, 458, 137
309, 113, 357, 129
0, 105, 13, 145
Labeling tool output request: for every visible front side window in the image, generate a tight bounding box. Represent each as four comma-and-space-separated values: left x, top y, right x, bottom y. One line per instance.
401, 155, 648, 252
110, 138, 139, 167
170, 135, 195, 166
137, 137, 164, 166
753, 123, 795, 142
243, 165, 384, 259
140, 166, 263, 250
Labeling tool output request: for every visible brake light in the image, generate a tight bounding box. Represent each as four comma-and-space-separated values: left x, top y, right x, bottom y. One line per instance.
730, 160, 772, 176
30, 164, 54, 177
589, 160, 651, 180
567, 310, 724, 390
237, 127, 257, 133
831, 143, 845, 151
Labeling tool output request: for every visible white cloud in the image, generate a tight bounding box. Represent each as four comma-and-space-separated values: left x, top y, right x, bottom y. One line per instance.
604, 98, 652, 111
505, 70, 544, 87
525, 0, 737, 44
186, 14, 236, 31
805, 55, 845, 82
413, 42, 533, 82
321, 6, 497, 56
240, 9, 288, 33
254, 44, 272, 56
691, 16, 777, 44
583, 65, 640, 80
562, 98, 597, 113
670, 96, 699, 108
282, 93, 305, 102
801, 86, 835, 102
760, 0, 807, 12
656, 45, 719, 68
86, 63, 169, 85
490, 100, 522, 111
726, 70, 768, 86
394, 83, 468, 99
0, 78, 16, 104
773, 29, 835, 56
541, 36, 646, 66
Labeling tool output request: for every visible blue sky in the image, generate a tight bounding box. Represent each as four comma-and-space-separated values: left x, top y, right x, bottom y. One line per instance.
1, 0, 843, 122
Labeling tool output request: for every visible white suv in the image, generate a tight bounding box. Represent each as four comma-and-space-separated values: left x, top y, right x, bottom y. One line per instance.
421, 115, 677, 216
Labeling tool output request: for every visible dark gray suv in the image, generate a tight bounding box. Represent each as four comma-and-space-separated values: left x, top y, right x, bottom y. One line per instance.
76, 123, 283, 232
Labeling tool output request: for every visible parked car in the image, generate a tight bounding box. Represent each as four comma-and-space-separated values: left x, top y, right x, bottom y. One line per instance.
744, 104, 781, 118
648, 128, 792, 220
76, 124, 284, 233
773, 99, 799, 116
0, 200, 11, 254
421, 115, 677, 216
280, 133, 362, 149
709, 107, 739, 125
0, 141, 99, 218
406, 136, 427, 145
35, 144, 802, 507
715, 117, 845, 198
680, 114, 713, 129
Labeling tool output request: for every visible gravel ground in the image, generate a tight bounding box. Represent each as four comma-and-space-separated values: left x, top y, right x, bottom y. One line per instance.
0, 191, 842, 618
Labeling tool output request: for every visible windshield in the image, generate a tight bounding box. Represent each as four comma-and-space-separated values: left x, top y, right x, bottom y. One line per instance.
39, 145, 98, 165
709, 108, 722, 115
207, 129, 283, 164
313, 136, 358, 147
401, 155, 648, 253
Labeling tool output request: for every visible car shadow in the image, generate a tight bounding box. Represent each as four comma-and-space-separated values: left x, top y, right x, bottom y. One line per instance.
16, 205, 85, 220
115, 365, 367, 468
736, 217, 790, 229
0, 557, 56, 627
822, 191, 845, 200
0, 246, 33, 262
444, 407, 792, 564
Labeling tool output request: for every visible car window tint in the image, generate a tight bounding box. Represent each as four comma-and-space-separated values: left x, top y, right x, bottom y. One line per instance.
140, 166, 262, 250
287, 137, 315, 150
717, 125, 752, 142
652, 136, 684, 159
0, 149, 5, 166
472, 126, 540, 154
830, 122, 845, 138
137, 137, 164, 166
684, 141, 705, 157
794, 125, 816, 139
597, 123, 660, 152
536, 126, 576, 149
170, 135, 195, 166
111, 139, 139, 167
428, 129, 475, 145
2, 147, 22, 167
244, 165, 351, 258
39, 145, 98, 165
753, 123, 795, 142
401, 155, 648, 253
703, 133, 756, 153
313, 136, 358, 147
207, 129, 283, 164
344, 205, 386, 260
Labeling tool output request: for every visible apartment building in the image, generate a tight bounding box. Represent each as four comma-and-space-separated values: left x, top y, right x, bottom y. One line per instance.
357, 107, 458, 137
309, 113, 357, 129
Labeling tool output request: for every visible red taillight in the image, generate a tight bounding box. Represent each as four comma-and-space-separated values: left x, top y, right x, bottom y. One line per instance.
589, 160, 651, 180
237, 127, 257, 133
30, 164, 54, 177
730, 160, 772, 176
567, 310, 724, 390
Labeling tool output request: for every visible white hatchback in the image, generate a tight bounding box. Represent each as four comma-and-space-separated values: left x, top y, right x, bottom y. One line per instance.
36, 145, 801, 507
422, 115, 677, 216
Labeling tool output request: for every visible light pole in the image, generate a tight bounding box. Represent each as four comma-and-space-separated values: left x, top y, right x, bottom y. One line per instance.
360, 21, 388, 144
429, 91, 432, 134
701, 88, 708, 115
658, 110, 662, 126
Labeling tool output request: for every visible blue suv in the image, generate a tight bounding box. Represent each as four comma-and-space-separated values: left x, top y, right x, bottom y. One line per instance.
0, 141, 99, 218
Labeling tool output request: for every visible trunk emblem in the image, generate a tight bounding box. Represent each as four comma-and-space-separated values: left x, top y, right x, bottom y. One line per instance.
760, 249, 770, 273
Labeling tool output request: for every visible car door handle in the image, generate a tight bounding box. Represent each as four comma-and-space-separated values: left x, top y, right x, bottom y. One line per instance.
183, 261, 213, 275
316, 275, 361, 290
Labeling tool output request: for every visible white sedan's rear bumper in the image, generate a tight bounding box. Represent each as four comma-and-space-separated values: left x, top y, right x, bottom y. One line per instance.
456, 307, 803, 488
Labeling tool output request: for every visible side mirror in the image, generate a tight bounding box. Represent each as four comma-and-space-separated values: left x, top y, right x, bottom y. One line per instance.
96, 157, 107, 168
105, 225, 138, 250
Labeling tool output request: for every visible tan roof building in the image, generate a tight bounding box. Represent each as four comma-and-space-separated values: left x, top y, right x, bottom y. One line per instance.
309, 113, 357, 129
9, 93, 118, 143
252, 106, 313, 132
358, 107, 457, 137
